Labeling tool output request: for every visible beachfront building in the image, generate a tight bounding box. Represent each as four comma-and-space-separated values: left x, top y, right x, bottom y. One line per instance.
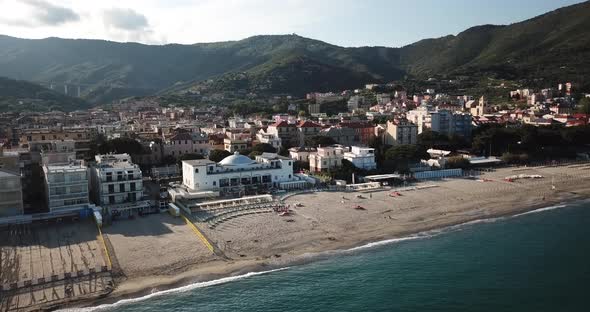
309, 145, 349, 172
43, 161, 90, 213
89, 154, 147, 215
181, 152, 298, 196
40, 140, 76, 165
344, 146, 377, 170
0, 169, 24, 217
384, 119, 418, 146
289, 146, 317, 162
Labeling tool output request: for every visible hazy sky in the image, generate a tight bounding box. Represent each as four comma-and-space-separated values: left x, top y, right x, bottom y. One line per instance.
0, 0, 584, 47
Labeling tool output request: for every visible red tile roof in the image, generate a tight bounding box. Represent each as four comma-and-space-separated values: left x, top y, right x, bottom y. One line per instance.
297, 120, 320, 128
271, 120, 296, 127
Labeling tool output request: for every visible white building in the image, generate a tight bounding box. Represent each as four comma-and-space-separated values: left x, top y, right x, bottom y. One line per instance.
309, 145, 349, 172
89, 154, 147, 215
344, 146, 376, 170
0, 169, 23, 217
289, 146, 317, 162
407, 105, 432, 133
256, 130, 282, 150
181, 152, 298, 196
43, 161, 90, 213
40, 140, 76, 165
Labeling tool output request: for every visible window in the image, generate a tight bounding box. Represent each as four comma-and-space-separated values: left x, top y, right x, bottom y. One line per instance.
119, 184, 125, 192
194, 168, 199, 173
212, 181, 216, 186
41, 135, 46, 140
109, 196, 115, 204
106, 172, 113, 182
108, 185, 114, 193
130, 182, 136, 191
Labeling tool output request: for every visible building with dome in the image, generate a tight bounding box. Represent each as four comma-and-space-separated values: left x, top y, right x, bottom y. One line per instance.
180, 152, 303, 197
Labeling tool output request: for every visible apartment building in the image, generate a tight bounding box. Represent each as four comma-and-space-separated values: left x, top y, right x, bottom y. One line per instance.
256, 130, 282, 150
384, 119, 418, 146
267, 121, 299, 148
89, 154, 146, 215
344, 146, 377, 170
43, 161, 90, 213
309, 145, 349, 172
0, 169, 23, 217
163, 130, 211, 158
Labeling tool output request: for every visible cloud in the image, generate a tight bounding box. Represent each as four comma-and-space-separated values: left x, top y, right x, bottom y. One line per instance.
25, 0, 79, 26
0, 0, 79, 27
102, 8, 149, 31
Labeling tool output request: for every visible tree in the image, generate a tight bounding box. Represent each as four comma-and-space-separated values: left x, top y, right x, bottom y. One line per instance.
501, 152, 529, 164
98, 138, 144, 155
446, 156, 470, 169
576, 97, 590, 114
383, 144, 426, 173
239, 148, 252, 156
293, 160, 310, 172
251, 143, 277, 153
305, 135, 336, 147
208, 149, 231, 162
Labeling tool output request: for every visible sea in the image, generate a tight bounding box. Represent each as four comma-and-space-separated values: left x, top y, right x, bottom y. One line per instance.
73, 200, 590, 312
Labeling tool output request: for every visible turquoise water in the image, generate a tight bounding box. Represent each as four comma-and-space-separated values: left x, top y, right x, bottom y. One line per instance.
88, 201, 590, 312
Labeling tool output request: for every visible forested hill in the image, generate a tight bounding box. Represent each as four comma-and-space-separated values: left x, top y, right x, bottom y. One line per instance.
0, 1, 588, 105
0, 77, 89, 112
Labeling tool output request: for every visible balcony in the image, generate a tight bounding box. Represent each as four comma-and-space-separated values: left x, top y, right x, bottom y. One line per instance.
104, 189, 143, 195
101, 176, 142, 183
47, 179, 88, 186
49, 191, 89, 200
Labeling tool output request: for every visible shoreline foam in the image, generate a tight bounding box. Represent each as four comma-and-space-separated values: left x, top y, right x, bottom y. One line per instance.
62, 198, 581, 312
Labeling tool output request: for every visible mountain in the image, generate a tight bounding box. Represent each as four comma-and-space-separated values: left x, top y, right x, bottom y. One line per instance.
0, 34, 404, 103
0, 77, 89, 112
0, 1, 588, 106
398, 2, 590, 82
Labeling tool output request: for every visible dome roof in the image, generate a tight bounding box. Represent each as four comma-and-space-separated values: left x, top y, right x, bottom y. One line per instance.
218, 152, 256, 166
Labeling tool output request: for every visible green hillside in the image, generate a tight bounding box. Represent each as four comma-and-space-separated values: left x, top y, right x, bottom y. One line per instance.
0, 1, 588, 105
0, 77, 89, 112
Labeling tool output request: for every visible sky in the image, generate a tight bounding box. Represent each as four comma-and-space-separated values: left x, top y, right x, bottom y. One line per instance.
0, 0, 585, 47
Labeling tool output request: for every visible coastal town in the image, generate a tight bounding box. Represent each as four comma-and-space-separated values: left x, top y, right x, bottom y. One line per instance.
1, 79, 590, 311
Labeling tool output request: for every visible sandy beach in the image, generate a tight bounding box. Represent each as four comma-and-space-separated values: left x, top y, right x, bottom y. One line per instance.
67, 163, 590, 309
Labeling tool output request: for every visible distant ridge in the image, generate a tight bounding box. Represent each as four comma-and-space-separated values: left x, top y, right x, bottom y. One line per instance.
0, 1, 588, 105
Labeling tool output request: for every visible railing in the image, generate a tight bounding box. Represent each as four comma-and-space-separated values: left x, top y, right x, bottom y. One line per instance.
47, 179, 88, 185
49, 192, 89, 200
103, 189, 143, 195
